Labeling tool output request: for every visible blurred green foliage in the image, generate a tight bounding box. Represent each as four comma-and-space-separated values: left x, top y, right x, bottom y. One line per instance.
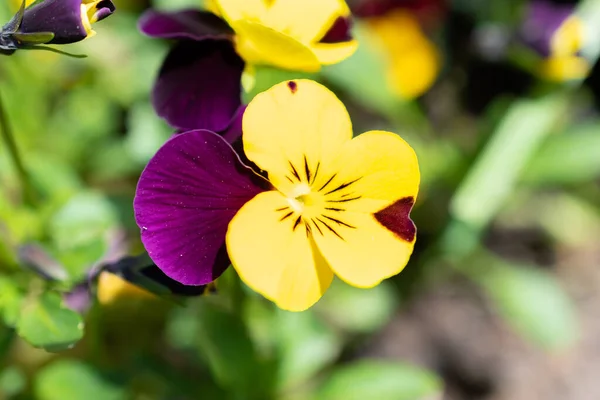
1, 0, 600, 399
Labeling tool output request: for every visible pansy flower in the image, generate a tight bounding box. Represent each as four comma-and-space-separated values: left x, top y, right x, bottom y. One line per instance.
0, 0, 115, 55
520, 0, 589, 81
139, 0, 358, 81
352, 0, 442, 99
134, 80, 420, 311
138, 11, 245, 136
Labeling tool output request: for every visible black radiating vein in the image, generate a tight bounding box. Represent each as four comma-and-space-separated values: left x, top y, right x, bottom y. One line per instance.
289, 161, 301, 181
293, 216, 302, 231
325, 207, 345, 212
303, 155, 311, 183
318, 174, 337, 191
316, 217, 344, 240
275, 206, 289, 212
327, 196, 362, 203
323, 215, 356, 229
324, 178, 361, 196
310, 162, 321, 185
279, 211, 293, 221
311, 219, 324, 235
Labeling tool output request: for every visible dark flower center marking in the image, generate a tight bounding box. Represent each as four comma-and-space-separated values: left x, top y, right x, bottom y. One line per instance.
275, 157, 365, 240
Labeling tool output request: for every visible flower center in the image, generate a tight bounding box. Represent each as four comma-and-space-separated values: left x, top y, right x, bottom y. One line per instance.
287, 183, 324, 216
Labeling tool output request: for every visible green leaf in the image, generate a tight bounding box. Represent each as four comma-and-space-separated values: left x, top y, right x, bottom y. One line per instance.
0, 277, 24, 327
196, 301, 271, 398
124, 101, 172, 164
35, 360, 124, 400
479, 258, 578, 350
276, 309, 341, 389
450, 93, 568, 232
320, 23, 398, 115
522, 123, 600, 185
316, 279, 398, 334
0, 366, 26, 397
16, 291, 84, 352
49, 191, 118, 251
317, 360, 442, 400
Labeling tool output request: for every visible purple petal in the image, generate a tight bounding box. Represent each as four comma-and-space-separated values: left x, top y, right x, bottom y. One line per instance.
220, 105, 246, 143
521, 0, 575, 56
20, 0, 87, 44
134, 130, 267, 285
92, 0, 116, 23
138, 9, 232, 41
152, 39, 244, 132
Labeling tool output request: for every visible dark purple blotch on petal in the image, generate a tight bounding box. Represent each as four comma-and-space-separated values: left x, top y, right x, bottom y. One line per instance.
152, 39, 244, 134
134, 130, 268, 286
319, 16, 353, 43
374, 197, 416, 242
139, 9, 233, 41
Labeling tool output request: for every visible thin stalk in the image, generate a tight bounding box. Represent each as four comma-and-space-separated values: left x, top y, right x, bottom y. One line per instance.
0, 88, 36, 204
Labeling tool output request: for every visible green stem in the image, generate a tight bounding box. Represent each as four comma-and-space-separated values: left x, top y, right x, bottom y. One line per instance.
0, 88, 36, 204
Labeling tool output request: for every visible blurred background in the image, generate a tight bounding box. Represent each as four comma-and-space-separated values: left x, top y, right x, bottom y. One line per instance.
1, 0, 600, 399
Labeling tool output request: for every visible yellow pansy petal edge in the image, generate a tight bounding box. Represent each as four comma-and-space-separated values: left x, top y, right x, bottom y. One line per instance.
233, 20, 321, 72
212, 0, 268, 25
226, 191, 334, 312
214, 0, 357, 71
228, 80, 420, 311
265, 0, 350, 43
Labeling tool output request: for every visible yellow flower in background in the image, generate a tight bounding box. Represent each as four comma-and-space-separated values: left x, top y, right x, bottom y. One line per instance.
212, 0, 358, 72
363, 10, 440, 99
227, 80, 420, 311
97, 271, 156, 304
541, 16, 589, 81
522, 0, 590, 82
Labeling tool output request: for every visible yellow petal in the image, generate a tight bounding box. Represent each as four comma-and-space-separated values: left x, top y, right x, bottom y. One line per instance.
226, 191, 334, 311
265, 0, 350, 43
540, 55, 590, 81
327, 131, 420, 213
242, 79, 352, 193
97, 272, 154, 304
551, 16, 584, 57
387, 38, 439, 98
313, 210, 415, 288
213, 0, 268, 25
365, 10, 440, 98
233, 20, 321, 72
311, 40, 359, 65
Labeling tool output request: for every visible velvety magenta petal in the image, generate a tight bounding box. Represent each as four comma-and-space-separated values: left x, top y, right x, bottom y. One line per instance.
138, 9, 232, 40
134, 130, 267, 285
152, 39, 244, 132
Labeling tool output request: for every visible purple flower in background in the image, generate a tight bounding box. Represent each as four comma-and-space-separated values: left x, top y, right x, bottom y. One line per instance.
521, 0, 578, 57
520, 0, 589, 81
139, 10, 245, 139
0, 0, 115, 55
134, 130, 268, 285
